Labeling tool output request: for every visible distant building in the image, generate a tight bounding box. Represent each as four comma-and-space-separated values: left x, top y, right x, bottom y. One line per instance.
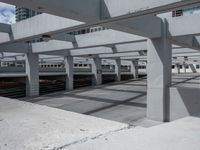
15, 7, 41, 22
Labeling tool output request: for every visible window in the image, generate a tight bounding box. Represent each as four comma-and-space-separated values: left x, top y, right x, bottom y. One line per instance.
172, 65, 175, 69
196, 64, 200, 69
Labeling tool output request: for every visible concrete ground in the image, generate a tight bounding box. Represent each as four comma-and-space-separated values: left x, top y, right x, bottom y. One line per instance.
22, 74, 200, 126
1, 96, 200, 150
0, 97, 128, 150
23, 78, 147, 126
172, 73, 200, 88
67, 116, 200, 150
1, 74, 200, 150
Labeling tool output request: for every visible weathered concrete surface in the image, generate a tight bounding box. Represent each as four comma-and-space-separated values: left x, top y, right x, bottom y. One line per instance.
68, 116, 200, 150
23, 78, 147, 125
0, 97, 128, 150
170, 74, 200, 121
22, 74, 200, 125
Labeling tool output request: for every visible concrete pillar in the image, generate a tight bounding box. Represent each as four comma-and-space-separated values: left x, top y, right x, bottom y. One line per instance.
64, 56, 74, 91
115, 59, 121, 82
189, 64, 197, 73
147, 20, 172, 122
130, 60, 139, 79
92, 56, 102, 85
25, 52, 39, 97
183, 63, 187, 74
175, 64, 181, 74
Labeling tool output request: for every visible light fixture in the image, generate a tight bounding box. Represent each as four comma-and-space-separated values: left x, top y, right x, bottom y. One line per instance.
41, 35, 51, 42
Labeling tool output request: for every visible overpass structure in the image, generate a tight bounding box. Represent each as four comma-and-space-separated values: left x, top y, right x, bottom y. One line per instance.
0, 0, 200, 122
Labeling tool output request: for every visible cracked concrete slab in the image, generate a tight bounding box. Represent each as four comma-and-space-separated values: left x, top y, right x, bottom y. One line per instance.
68, 116, 200, 150
0, 97, 128, 150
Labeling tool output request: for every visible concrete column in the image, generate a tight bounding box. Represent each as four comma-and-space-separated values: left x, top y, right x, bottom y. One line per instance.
189, 64, 197, 73
115, 59, 121, 82
64, 56, 74, 91
92, 56, 102, 85
25, 52, 39, 97
175, 64, 181, 74
147, 20, 172, 122
183, 63, 187, 74
130, 60, 139, 79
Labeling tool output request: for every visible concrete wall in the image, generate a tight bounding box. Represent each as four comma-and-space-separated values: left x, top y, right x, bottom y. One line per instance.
169, 87, 200, 121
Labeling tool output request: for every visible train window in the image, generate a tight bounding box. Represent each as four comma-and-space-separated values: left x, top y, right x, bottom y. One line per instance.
172, 65, 175, 69
196, 65, 200, 69
58, 65, 61, 68
79, 64, 83, 67
185, 65, 189, 69
74, 64, 78, 67
83, 64, 87, 67
180, 65, 183, 69
51, 65, 54, 68
47, 65, 50, 68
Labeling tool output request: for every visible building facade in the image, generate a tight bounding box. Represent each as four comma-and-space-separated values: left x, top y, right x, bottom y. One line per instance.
15, 7, 41, 22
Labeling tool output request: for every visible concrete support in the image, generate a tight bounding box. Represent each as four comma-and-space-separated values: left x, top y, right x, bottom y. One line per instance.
130, 60, 139, 79
175, 64, 181, 74
115, 59, 121, 82
92, 56, 102, 86
147, 20, 172, 122
189, 64, 197, 73
183, 62, 187, 74
25, 52, 39, 97
64, 56, 74, 91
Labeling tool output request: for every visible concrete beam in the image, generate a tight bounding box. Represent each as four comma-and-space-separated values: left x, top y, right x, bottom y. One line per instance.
11, 14, 83, 42
168, 15, 200, 37
0, 43, 29, 53
2, 0, 199, 22
0, 23, 11, 33
32, 30, 146, 53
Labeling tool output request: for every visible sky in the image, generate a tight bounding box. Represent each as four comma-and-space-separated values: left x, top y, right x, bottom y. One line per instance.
0, 2, 15, 24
